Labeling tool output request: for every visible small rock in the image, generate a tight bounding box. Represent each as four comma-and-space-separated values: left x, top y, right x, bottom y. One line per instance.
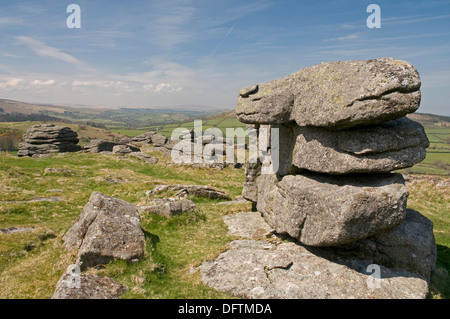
147, 184, 231, 200
138, 198, 198, 218
112, 144, 140, 155
0, 226, 35, 235
51, 264, 126, 299
129, 152, 159, 164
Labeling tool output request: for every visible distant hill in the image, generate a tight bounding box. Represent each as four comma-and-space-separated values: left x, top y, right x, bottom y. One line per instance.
407, 113, 450, 128
208, 109, 450, 129
0, 99, 222, 129
0, 99, 73, 115
1, 98, 448, 129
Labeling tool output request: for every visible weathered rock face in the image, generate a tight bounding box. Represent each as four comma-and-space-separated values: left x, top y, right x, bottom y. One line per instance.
63, 192, 145, 270
339, 209, 437, 282
200, 239, 429, 299
259, 172, 408, 246
290, 117, 429, 174
17, 124, 81, 157
51, 265, 126, 299
236, 57, 421, 129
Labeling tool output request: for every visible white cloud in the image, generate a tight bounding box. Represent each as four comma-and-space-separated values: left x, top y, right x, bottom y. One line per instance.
0, 78, 24, 90
32, 79, 55, 86
154, 83, 182, 93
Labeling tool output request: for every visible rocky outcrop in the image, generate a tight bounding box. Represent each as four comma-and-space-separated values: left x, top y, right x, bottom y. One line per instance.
17, 124, 81, 157
63, 192, 145, 271
216, 57, 437, 298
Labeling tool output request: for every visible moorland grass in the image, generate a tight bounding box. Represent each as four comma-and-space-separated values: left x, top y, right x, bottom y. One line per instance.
0, 150, 449, 298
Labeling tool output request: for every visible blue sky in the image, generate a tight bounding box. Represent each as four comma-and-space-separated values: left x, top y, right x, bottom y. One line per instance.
0, 0, 449, 115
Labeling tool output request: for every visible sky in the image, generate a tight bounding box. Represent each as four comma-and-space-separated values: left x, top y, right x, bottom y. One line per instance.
0, 0, 449, 115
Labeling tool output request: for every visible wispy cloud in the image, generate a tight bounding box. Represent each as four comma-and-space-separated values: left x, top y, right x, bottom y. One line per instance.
211, 23, 238, 57
382, 13, 450, 26
323, 33, 360, 42
0, 16, 23, 27
14, 36, 84, 66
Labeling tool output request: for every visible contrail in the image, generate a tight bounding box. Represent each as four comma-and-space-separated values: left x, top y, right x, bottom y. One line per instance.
211, 23, 237, 57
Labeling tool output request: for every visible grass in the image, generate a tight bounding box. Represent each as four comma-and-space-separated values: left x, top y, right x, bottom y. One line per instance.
0, 150, 247, 298
405, 177, 450, 298
0, 120, 449, 298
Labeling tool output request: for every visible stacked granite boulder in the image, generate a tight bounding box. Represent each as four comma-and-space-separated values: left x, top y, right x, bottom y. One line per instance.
236, 58, 436, 284
18, 124, 81, 157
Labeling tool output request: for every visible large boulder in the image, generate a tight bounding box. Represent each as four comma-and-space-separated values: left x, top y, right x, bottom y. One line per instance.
236, 57, 421, 129
258, 172, 408, 247
338, 209, 437, 282
63, 192, 145, 270
285, 117, 429, 174
18, 124, 81, 157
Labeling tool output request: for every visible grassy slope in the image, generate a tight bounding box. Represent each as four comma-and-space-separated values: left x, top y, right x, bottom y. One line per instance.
0, 149, 449, 298
0, 151, 247, 299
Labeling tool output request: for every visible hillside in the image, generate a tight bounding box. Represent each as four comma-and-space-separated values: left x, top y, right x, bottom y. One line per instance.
0, 99, 73, 115
0, 99, 223, 130
407, 113, 450, 128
